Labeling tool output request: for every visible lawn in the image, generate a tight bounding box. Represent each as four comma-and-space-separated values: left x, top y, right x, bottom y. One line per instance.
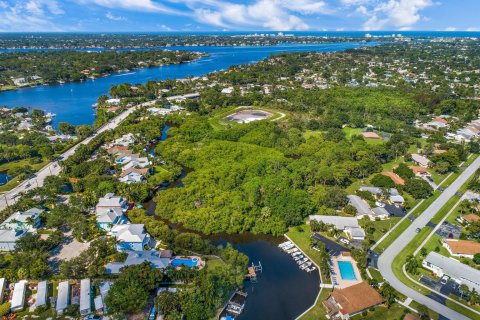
299, 288, 331, 320
0, 158, 50, 192
374, 219, 412, 253
350, 303, 411, 320
208, 106, 286, 130
361, 217, 402, 242
342, 127, 385, 145
368, 267, 384, 283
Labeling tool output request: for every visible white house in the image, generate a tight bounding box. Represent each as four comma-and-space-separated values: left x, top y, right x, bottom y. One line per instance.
56, 281, 70, 315
110, 224, 152, 251
111, 133, 135, 147
308, 215, 365, 241
1, 208, 43, 231
10, 280, 28, 312
36, 281, 48, 308
119, 168, 147, 184
122, 157, 151, 170
411, 154, 430, 167
80, 279, 92, 315
423, 252, 480, 292
96, 208, 127, 231
0, 229, 27, 251
347, 195, 372, 219
0, 278, 5, 304
371, 207, 390, 220
96, 193, 128, 214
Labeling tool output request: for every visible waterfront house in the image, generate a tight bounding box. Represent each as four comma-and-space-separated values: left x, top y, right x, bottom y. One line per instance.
122, 157, 151, 170
106, 145, 133, 156
308, 215, 365, 241
411, 154, 430, 168
443, 239, 480, 259
119, 168, 148, 184
323, 282, 384, 319
10, 280, 28, 312
111, 133, 135, 147
110, 224, 152, 251
95, 193, 128, 214
347, 195, 372, 219
0, 229, 27, 251
105, 250, 170, 274
422, 252, 480, 292
36, 281, 48, 308
80, 279, 92, 315
1, 208, 43, 231
56, 281, 70, 315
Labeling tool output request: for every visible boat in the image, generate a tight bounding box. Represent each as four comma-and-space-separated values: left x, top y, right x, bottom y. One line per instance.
293, 255, 303, 261
297, 258, 308, 265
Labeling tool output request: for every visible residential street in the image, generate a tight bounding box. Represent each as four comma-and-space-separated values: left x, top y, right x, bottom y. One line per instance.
0, 100, 154, 211
378, 155, 480, 320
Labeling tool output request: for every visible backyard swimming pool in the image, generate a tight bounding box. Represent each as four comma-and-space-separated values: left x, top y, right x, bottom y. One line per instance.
338, 261, 357, 280
171, 257, 198, 268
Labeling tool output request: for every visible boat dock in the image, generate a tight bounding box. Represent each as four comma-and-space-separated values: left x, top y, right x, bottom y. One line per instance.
278, 241, 317, 273
219, 290, 248, 320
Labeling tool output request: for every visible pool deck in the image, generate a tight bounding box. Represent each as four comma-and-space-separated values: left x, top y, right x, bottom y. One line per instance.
330, 254, 362, 289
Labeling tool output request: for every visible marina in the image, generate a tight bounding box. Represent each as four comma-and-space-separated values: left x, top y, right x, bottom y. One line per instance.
278, 241, 317, 273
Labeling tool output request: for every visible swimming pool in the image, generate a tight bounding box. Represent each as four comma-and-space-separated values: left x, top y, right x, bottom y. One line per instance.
171, 257, 198, 268
337, 261, 357, 281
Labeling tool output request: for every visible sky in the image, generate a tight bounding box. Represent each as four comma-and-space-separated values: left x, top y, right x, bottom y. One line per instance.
0, 0, 479, 33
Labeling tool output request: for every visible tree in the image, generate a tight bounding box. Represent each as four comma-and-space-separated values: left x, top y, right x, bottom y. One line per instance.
416, 304, 430, 320
379, 282, 397, 307
474, 253, 480, 265
405, 254, 419, 274
371, 174, 395, 188
404, 178, 433, 199
58, 122, 76, 134
393, 163, 414, 180
75, 125, 94, 139
154, 291, 179, 317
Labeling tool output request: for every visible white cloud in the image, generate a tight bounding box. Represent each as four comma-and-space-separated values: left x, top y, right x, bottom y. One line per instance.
0, 0, 65, 32
362, 0, 434, 30
444, 27, 456, 31
106, 11, 126, 21
80, 0, 185, 15
466, 27, 479, 32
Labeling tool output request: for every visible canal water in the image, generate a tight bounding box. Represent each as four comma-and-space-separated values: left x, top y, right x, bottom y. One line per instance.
0, 42, 375, 126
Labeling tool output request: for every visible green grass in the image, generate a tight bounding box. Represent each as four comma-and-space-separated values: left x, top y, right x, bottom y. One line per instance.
368, 267, 384, 283
205, 257, 224, 270
0, 158, 50, 192
375, 219, 412, 253
208, 106, 286, 130
299, 288, 331, 320
286, 225, 331, 283
362, 218, 402, 242
342, 127, 384, 145
445, 299, 480, 319
350, 303, 411, 320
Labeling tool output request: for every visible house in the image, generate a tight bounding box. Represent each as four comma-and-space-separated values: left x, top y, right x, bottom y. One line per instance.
80, 279, 92, 315
443, 239, 480, 259
119, 168, 149, 184
111, 133, 135, 147
106, 145, 133, 156
0, 229, 28, 251
36, 281, 48, 308
96, 193, 128, 214
122, 157, 151, 170
10, 280, 28, 312
0, 278, 5, 304
422, 252, 480, 292
381, 171, 405, 185
411, 154, 430, 168
358, 186, 383, 196
110, 224, 152, 251
460, 214, 480, 224
308, 215, 365, 241
361, 132, 381, 139
105, 250, 171, 274
1, 208, 43, 231
390, 195, 405, 204
371, 207, 390, 220
409, 166, 429, 176
97, 282, 111, 314
221, 87, 234, 94
347, 195, 372, 219
323, 282, 384, 319
56, 281, 70, 315
96, 208, 127, 231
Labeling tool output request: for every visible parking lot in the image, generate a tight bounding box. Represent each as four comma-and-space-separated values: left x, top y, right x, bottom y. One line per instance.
435, 222, 462, 239
311, 233, 350, 256
420, 275, 465, 301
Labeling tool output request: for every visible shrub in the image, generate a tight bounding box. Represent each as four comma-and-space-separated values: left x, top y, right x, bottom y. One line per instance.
0, 302, 11, 316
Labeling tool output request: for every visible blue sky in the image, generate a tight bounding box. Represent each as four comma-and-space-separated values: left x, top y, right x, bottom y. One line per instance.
0, 0, 478, 32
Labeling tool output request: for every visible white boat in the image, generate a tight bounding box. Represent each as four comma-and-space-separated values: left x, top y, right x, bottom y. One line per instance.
300, 262, 312, 269
297, 258, 308, 265
294, 255, 304, 261
286, 248, 298, 254
306, 267, 316, 272
291, 251, 301, 257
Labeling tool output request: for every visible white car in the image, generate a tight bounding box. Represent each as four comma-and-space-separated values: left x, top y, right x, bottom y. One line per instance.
375, 201, 386, 208
340, 238, 350, 245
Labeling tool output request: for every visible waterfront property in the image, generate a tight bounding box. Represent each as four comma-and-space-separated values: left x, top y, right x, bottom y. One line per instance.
323, 281, 384, 319
422, 252, 480, 292
329, 252, 362, 288
10, 280, 27, 312
96, 193, 128, 214
309, 215, 366, 241
95, 207, 127, 231
224, 109, 273, 124
105, 250, 170, 274
443, 239, 480, 259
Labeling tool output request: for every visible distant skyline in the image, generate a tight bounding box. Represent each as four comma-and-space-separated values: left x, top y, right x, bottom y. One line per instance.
0, 0, 478, 33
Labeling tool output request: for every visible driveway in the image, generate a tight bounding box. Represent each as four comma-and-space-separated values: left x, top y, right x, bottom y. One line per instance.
378, 155, 480, 320
311, 233, 350, 256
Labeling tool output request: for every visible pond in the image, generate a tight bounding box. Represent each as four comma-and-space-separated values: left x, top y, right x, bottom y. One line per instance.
0, 171, 11, 186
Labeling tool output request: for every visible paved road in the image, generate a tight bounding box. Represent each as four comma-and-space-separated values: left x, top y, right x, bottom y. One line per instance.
0, 100, 155, 211
378, 155, 480, 320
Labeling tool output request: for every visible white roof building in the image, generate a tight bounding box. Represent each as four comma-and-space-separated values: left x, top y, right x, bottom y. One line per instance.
411, 154, 430, 167
36, 281, 48, 308
0, 278, 5, 304
96, 193, 128, 214
0, 229, 28, 251
308, 215, 365, 240
1, 208, 43, 231
105, 250, 170, 274
347, 195, 372, 218
371, 207, 390, 220
111, 133, 135, 147
80, 279, 92, 315
56, 281, 70, 314
10, 280, 27, 312
423, 252, 480, 292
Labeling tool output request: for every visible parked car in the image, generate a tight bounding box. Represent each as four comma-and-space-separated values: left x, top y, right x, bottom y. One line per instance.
440, 276, 449, 285
415, 227, 422, 233
339, 238, 350, 245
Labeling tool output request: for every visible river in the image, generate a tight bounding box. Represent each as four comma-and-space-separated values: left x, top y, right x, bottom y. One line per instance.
2, 42, 369, 319
0, 42, 376, 126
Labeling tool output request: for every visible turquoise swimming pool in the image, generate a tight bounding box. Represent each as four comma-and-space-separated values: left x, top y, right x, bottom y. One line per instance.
171, 257, 199, 268
337, 261, 357, 280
